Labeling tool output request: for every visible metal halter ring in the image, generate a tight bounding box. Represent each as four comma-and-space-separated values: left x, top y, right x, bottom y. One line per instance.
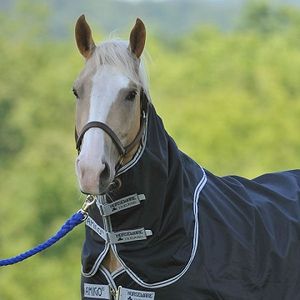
80, 195, 97, 219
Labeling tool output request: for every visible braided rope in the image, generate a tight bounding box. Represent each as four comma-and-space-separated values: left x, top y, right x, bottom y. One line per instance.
0, 211, 85, 267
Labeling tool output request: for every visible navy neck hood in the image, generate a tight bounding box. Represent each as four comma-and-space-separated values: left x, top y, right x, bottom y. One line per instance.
81, 103, 206, 287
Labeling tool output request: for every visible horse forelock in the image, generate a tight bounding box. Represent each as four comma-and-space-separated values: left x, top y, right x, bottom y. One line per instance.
90, 39, 151, 102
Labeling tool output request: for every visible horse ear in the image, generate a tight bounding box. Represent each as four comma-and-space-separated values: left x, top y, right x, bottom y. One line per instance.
129, 18, 146, 59
75, 15, 95, 59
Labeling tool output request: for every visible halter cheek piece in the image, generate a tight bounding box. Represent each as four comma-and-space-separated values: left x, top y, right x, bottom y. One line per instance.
75, 90, 148, 168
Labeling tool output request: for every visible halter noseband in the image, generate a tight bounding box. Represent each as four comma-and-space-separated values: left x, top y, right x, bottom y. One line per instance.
75, 90, 148, 165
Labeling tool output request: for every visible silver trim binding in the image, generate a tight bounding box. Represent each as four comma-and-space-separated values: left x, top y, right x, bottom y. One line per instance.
81, 243, 110, 278
100, 265, 118, 291
116, 111, 149, 176
111, 167, 207, 289
111, 267, 126, 279
82, 168, 207, 283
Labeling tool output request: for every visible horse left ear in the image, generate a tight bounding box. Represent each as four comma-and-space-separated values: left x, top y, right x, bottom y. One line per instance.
129, 18, 146, 59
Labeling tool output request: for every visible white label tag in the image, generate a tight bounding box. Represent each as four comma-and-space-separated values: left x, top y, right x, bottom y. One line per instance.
85, 217, 152, 245
118, 287, 155, 300
84, 283, 111, 299
97, 194, 145, 216
108, 228, 152, 244
86, 217, 107, 241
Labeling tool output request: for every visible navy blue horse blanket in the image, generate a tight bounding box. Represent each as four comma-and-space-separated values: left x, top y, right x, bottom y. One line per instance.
81, 103, 300, 300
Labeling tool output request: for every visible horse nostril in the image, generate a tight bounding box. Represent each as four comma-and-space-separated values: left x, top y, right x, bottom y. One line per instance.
100, 162, 111, 183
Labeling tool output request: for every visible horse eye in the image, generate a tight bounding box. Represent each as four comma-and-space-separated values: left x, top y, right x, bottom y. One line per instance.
125, 90, 137, 101
72, 88, 79, 98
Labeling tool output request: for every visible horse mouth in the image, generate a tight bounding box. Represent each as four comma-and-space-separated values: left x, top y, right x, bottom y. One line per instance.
79, 179, 113, 196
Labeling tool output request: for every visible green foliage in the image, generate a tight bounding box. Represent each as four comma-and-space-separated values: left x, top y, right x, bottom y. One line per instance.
1, 1, 300, 299
239, 1, 300, 35
0, 98, 24, 166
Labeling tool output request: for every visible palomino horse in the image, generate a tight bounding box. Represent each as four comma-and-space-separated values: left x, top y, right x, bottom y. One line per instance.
74, 16, 300, 300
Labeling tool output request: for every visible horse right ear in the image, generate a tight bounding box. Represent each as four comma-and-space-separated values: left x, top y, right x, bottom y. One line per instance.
75, 15, 95, 59
129, 18, 146, 59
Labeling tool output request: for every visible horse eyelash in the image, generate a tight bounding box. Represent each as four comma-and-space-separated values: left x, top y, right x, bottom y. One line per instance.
72, 88, 79, 99
125, 90, 137, 101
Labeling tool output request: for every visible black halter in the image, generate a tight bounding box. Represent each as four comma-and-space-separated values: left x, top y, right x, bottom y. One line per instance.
75, 90, 148, 163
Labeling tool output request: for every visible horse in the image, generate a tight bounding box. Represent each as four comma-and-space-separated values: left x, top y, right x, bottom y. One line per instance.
74, 15, 300, 300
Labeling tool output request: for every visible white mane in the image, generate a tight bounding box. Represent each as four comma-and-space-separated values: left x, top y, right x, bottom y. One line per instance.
92, 39, 151, 101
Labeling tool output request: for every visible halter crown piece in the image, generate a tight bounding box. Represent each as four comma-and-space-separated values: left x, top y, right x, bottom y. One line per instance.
75, 90, 148, 167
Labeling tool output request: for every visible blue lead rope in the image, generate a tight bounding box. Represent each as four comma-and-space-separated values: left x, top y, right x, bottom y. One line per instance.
0, 211, 85, 266
0, 195, 96, 267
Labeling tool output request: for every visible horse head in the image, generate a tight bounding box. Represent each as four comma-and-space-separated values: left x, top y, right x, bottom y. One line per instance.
74, 15, 148, 195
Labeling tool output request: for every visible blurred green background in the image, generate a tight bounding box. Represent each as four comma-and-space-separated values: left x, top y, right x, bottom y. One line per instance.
1, 0, 300, 299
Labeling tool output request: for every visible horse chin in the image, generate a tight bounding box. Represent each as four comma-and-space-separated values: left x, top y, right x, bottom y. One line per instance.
79, 180, 112, 196
98, 168, 116, 195
98, 180, 114, 195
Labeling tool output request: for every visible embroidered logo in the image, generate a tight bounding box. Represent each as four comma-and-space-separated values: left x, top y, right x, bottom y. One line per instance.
85, 217, 107, 241
119, 287, 155, 300
84, 283, 111, 299
97, 194, 146, 216
108, 228, 152, 244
